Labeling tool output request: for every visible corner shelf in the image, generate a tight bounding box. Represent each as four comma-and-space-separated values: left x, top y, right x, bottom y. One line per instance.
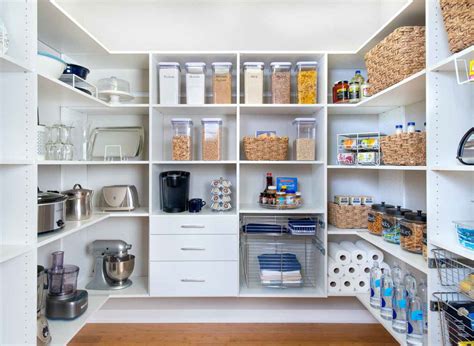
430, 166, 474, 172
78, 276, 149, 298
0, 54, 32, 73
429, 46, 474, 72
328, 165, 427, 171
153, 104, 237, 116
0, 245, 34, 264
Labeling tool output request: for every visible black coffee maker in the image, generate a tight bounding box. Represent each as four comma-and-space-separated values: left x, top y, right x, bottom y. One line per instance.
160, 171, 190, 213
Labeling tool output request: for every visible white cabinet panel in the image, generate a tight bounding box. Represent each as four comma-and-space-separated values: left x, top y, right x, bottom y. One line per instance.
150, 215, 238, 235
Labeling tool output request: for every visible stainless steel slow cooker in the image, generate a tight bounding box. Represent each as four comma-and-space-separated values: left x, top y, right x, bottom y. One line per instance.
38, 190, 67, 234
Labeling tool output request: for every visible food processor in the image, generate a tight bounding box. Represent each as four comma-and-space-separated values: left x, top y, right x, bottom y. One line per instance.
45, 251, 88, 320
37, 265, 51, 345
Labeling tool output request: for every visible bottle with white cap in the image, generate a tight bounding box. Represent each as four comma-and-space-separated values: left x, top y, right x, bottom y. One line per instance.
407, 122, 416, 133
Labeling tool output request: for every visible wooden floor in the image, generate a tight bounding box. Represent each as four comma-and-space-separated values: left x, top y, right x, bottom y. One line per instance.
69, 323, 398, 345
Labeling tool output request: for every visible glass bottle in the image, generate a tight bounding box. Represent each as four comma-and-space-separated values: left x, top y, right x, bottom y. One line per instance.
352, 70, 365, 85
370, 261, 382, 309
407, 285, 424, 345
418, 280, 428, 334
380, 268, 394, 320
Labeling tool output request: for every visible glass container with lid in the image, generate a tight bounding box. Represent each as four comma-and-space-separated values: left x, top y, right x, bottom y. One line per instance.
382, 206, 412, 244
244, 62, 264, 104
295, 61, 318, 104
270, 62, 291, 104
159, 62, 181, 105
171, 118, 193, 161
293, 118, 316, 161
97, 76, 134, 104
368, 202, 395, 236
400, 210, 427, 254
333, 80, 349, 104
201, 118, 222, 161
453, 220, 474, 250
185, 62, 206, 105
212, 62, 232, 104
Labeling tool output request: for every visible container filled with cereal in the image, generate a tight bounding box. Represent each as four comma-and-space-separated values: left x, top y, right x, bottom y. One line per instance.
171, 118, 193, 161
400, 210, 427, 254
270, 62, 291, 104
367, 202, 394, 236
293, 118, 316, 160
212, 62, 232, 104
201, 118, 222, 161
295, 61, 318, 104
382, 206, 411, 244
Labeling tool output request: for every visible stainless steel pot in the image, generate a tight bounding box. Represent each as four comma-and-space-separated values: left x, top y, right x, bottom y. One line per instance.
62, 184, 93, 221
38, 190, 67, 234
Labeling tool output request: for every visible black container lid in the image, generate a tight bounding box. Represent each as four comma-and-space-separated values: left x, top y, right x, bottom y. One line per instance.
371, 201, 395, 212
403, 210, 427, 222
37, 190, 67, 204
386, 206, 412, 216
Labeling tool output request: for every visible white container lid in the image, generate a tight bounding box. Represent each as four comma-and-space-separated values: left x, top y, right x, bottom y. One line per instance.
212, 62, 232, 67
185, 62, 206, 73
159, 62, 181, 70
243, 62, 264, 68
293, 117, 316, 124
171, 118, 193, 124
270, 62, 292, 68
201, 118, 223, 124
296, 61, 318, 66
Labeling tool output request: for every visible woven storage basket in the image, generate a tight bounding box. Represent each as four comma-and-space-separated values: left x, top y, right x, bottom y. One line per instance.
380, 132, 426, 166
440, 0, 474, 54
365, 26, 425, 95
243, 136, 288, 161
328, 203, 370, 229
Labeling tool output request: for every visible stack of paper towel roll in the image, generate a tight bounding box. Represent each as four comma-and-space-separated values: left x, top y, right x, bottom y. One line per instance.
328, 239, 389, 294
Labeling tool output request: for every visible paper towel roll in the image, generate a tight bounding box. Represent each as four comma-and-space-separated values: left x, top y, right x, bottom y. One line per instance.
328, 242, 351, 265
355, 240, 384, 264
328, 257, 344, 279
340, 278, 356, 292
328, 277, 341, 292
358, 263, 372, 277
355, 278, 370, 292
340, 241, 367, 264
343, 263, 361, 279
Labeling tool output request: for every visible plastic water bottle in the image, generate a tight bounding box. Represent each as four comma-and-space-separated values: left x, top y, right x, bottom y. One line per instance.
407, 287, 424, 345
418, 280, 428, 334
370, 261, 382, 309
395, 125, 403, 135
392, 263, 403, 285
380, 268, 394, 320
392, 280, 408, 333
404, 271, 417, 297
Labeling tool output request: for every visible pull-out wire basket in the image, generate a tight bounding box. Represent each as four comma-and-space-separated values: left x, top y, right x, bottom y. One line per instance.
241, 215, 320, 236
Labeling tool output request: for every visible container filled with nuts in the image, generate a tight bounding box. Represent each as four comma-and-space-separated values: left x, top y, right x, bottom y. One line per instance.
367, 202, 394, 236
295, 61, 318, 104
400, 210, 426, 254
201, 118, 222, 161
171, 118, 193, 161
293, 118, 316, 160
270, 62, 291, 104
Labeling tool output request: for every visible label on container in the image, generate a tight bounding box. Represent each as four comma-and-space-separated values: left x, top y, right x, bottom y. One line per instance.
370, 288, 374, 297
397, 299, 407, 309
375, 279, 381, 288
410, 310, 423, 321
382, 219, 393, 230
381, 297, 387, 307
400, 224, 413, 237
383, 287, 393, 297
368, 213, 376, 223
392, 309, 397, 319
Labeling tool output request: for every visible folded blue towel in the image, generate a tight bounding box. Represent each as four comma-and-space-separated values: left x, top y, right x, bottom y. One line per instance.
258, 253, 302, 271
244, 223, 287, 234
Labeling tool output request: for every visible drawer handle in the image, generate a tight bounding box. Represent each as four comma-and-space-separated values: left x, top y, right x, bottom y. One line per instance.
180, 225, 205, 229
181, 279, 206, 283
180, 247, 206, 251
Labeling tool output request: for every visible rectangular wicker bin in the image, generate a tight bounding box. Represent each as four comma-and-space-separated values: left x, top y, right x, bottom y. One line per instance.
440, 0, 474, 54
380, 132, 426, 166
328, 203, 370, 229
243, 136, 289, 161
365, 26, 425, 95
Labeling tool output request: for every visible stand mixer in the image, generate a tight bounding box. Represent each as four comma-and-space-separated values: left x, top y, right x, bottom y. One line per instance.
86, 240, 135, 290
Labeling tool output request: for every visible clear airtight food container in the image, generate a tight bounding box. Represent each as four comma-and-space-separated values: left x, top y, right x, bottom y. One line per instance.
212, 62, 232, 104
171, 118, 193, 161
158, 62, 181, 105
185, 62, 206, 105
270, 62, 291, 104
292, 118, 316, 160
295, 61, 318, 104
400, 210, 427, 254
201, 118, 222, 161
244, 62, 264, 104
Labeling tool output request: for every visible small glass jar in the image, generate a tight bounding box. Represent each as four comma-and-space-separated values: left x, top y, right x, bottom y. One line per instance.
361, 79, 371, 100
382, 206, 412, 244
212, 62, 232, 104
286, 192, 296, 206
185, 62, 206, 105
368, 202, 395, 236
158, 62, 181, 105
348, 81, 360, 103
171, 118, 193, 161
400, 210, 427, 254
295, 191, 302, 206
295, 61, 318, 104
266, 186, 276, 205
332, 80, 349, 103
293, 118, 316, 160
276, 192, 286, 206
201, 118, 222, 161
244, 62, 264, 104
270, 62, 291, 104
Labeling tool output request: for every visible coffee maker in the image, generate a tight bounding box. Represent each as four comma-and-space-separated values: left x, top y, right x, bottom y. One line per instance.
45, 251, 88, 320
37, 266, 51, 345
160, 171, 190, 213
86, 240, 135, 290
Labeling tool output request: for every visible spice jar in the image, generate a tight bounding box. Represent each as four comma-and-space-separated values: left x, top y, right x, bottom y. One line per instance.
171, 118, 193, 160
286, 192, 296, 206
348, 81, 360, 103
295, 61, 318, 104
292, 118, 316, 160
276, 192, 286, 206
367, 202, 395, 236
159, 62, 181, 105
185, 62, 206, 105
332, 80, 349, 104
244, 62, 264, 104
201, 118, 222, 161
212, 62, 232, 104
266, 186, 276, 205
270, 62, 291, 104
400, 210, 426, 254
361, 79, 371, 100
295, 192, 302, 206
382, 206, 412, 244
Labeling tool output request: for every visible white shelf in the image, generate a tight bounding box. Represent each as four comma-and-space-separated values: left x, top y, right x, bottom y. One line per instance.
239, 203, 325, 215
67, 105, 150, 116
429, 46, 474, 72
328, 165, 427, 171
94, 207, 150, 218
153, 104, 237, 116
38, 160, 150, 166
0, 159, 34, 165
0, 54, 32, 72
152, 160, 237, 165
430, 166, 474, 172
0, 245, 33, 264
239, 104, 324, 115
239, 284, 326, 298
327, 226, 361, 235
430, 238, 474, 261
240, 161, 324, 165
152, 208, 237, 217
79, 276, 149, 298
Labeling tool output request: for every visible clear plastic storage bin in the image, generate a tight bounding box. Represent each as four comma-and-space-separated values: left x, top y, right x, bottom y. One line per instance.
212, 62, 232, 104
244, 62, 264, 104
201, 118, 222, 161
400, 210, 426, 254
185, 62, 206, 105
270, 62, 291, 104
171, 118, 193, 161
293, 118, 316, 160
158, 62, 181, 105
295, 61, 318, 104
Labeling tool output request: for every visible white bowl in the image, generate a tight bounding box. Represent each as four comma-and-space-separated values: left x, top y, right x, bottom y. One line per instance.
37, 52, 66, 79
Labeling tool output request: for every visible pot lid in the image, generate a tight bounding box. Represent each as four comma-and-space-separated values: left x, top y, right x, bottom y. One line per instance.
371, 201, 395, 212
37, 190, 67, 204
62, 184, 93, 197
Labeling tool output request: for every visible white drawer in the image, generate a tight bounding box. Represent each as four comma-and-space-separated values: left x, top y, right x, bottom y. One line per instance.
150, 234, 238, 261
150, 215, 238, 235
149, 261, 239, 297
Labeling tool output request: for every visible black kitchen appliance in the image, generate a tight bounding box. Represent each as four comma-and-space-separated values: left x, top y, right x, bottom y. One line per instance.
160, 171, 190, 213
457, 127, 474, 165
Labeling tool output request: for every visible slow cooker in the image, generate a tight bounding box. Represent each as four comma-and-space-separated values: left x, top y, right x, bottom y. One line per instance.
38, 190, 67, 234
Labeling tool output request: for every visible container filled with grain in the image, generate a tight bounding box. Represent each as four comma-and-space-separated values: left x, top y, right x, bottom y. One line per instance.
367, 202, 395, 236
295, 61, 318, 104
201, 118, 222, 161
270, 62, 291, 104
243, 62, 264, 104
212, 62, 232, 104
171, 118, 193, 160
400, 210, 426, 254
293, 118, 316, 160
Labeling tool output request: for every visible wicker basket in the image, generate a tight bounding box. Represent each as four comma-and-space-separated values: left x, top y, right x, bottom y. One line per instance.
365, 26, 425, 95
380, 132, 426, 166
328, 203, 370, 229
243, 136, 288, 161
440, 0, 474, 54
